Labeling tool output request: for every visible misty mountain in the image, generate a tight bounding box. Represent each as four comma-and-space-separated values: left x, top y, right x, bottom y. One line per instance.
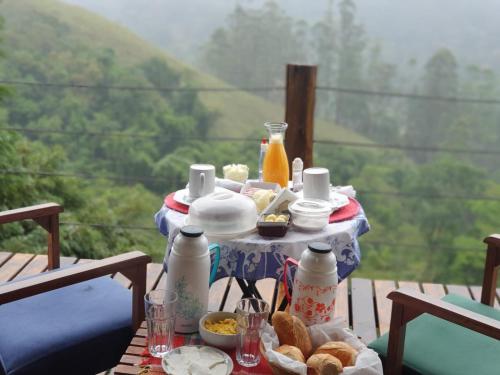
64, 0, 500, 71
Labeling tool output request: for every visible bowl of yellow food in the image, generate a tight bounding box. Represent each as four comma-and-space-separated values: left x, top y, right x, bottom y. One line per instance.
199, 311, 238, 349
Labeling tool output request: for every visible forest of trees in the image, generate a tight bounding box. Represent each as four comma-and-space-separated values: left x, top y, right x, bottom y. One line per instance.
1, 0, 499, 285
201, 0, 500, 283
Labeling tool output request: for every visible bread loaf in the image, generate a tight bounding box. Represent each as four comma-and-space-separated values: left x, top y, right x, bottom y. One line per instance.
271, 311, 313, 357
314, 341, 357, 367
275, 345, 305, 363
306, 353, 343, 375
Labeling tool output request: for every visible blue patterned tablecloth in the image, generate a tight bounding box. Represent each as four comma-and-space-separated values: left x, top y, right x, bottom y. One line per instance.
155, 205, 369, 283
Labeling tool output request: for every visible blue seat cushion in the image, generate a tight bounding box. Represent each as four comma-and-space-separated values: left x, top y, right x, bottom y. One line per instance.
0, 277, 133, 375
368, 294, 500, 375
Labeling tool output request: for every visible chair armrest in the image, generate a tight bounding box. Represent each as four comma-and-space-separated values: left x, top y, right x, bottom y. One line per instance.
388, 288, 500, 339
0, 203, 63, 269
0, 203, 63, 224
0, 250, 151, 330
385, 288, 500, 375
482, 234, 500, 305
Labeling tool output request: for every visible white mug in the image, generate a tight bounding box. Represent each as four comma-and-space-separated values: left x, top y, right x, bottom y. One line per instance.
303, 167, 330, 201
189, 164, 215, 199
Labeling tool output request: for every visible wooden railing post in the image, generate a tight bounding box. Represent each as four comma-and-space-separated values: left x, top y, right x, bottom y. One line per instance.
284, 64, 317, 173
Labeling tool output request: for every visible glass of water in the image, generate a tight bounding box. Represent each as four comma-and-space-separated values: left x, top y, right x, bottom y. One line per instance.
144, 289, 177, 357
236, 298, 270, 367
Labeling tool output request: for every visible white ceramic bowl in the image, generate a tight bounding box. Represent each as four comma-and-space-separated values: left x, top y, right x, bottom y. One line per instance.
288, 198, 333, 231
199, 311, 238, 349
187, 191, 257, 237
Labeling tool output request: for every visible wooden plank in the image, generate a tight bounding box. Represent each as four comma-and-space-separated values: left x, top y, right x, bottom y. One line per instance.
113, 272, 132, 289
136, 328, 147, 337
115, 364, 140, 375
422, 283, 446, 299
59, 256, 77, 267
0, 253, 35, 282
256, 278, 277, 308
275, 280, 290, 313
470, 285, 499, 308
351, 278, 377, 344
333, 278, 349, 327
75, 258, 93, 264
146, 263, 164, 292
374, 280, 396, 335
155, 271, 167, 291
120, 354, 142, 365
14, 254, 48, 279
131, 336, 146, 346
222, 277, 243, 312
125, 345, 145, 356
446, 284, 471, 299
397, 281, 421, 292
0, 252, 12, 267
208, 277, 231, 312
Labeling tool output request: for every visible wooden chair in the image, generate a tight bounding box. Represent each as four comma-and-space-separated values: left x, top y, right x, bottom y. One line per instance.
0, 203, 151, 375
369, 235, 500, 374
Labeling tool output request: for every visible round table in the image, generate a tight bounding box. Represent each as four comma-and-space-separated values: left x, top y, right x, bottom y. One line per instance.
154, 202, 370, 285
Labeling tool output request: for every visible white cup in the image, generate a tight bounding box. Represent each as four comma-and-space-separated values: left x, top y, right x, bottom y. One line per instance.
303, 167, 331, 201
188, 164, 215, 199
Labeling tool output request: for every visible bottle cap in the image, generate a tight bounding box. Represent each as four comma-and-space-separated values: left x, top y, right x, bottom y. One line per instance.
180, 225, 204, 238
308, 242, 332, 254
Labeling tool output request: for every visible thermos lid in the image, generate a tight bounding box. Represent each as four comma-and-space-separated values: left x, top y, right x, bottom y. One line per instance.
180, 225, 204, 238
308, 242, 332, 254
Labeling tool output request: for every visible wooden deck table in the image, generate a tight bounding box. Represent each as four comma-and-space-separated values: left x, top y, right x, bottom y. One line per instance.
114, 321, 274, 375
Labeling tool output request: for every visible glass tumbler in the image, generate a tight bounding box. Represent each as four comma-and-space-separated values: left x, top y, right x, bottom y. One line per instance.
236, 298, 270, 367
144, 290, 177, 357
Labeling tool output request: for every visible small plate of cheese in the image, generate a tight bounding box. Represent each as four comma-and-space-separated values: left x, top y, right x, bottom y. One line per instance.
162, 345, 233, 375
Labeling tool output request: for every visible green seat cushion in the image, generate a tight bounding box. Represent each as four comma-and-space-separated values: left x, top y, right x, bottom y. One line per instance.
368, 294, 500, 375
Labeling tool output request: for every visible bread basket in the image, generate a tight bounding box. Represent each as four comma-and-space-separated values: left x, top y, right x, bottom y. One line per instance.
260, 342, 299, 375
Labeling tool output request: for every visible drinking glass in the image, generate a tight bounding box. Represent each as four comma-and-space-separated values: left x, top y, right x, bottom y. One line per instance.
236, 298, 270, 367
144, 290, 177, 358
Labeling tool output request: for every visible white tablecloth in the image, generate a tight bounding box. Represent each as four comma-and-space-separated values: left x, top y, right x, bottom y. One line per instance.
155, 205, 369, 282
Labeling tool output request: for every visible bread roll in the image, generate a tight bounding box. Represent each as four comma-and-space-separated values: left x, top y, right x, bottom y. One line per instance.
306, 353, 343, 375
272, 312, 313, 357
314, 341, 357, 367
275, 345, 305, 363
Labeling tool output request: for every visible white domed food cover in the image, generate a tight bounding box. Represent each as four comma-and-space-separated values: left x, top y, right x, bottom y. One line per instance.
187, 191, 257, 237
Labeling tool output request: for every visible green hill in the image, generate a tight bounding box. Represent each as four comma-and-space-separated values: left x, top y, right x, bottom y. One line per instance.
0, 0, 366, 143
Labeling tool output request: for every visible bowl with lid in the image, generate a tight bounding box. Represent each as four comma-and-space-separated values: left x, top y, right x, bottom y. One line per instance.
288, 198, 333, 231
187, 191, 257, 238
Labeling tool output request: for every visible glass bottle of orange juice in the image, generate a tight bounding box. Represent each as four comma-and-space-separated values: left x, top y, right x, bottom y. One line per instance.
262, 122, 289, 188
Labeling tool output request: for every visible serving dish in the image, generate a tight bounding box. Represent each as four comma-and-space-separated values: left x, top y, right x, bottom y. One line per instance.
187, 191, 257, 237
199, 311, 238, 349
257, 213, 290, 237
162, 345, 233, 375
288, 199, 333, 231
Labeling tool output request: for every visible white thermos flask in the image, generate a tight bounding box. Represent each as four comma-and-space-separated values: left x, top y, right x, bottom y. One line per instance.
284, 242, 338, 326
166, 225, 220, 333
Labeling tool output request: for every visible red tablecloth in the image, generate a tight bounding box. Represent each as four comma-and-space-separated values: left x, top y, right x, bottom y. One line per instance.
164, 192, 361, 223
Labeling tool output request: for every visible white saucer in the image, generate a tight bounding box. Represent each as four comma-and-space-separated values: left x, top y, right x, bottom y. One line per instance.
295, 190, 349, 212
173, 187, 230, 206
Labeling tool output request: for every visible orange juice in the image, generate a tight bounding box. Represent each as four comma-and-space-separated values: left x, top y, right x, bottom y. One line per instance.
263, 133, 289, 187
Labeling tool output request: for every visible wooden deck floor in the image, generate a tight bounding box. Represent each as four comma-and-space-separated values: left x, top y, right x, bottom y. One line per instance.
1, 251, 499, 347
